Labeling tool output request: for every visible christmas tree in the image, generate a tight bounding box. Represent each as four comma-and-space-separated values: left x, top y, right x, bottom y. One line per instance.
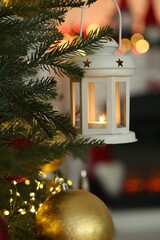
0, 0, 114, 239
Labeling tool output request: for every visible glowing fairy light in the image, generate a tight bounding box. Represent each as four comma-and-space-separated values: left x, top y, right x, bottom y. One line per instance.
4, 210, 10, 216
35, 180, 41, 190
16, 192, 20, 197
35, 179, 44, 190
30, 192, 35, 201
13, 180, 17, 185
67, 179, 72, 186
30, 205, 36, 213
25, 179, 30, 185
10, 189, 13, 194
55, 185, 61, 192
18, 208, 27, 215
39, 183, 44, 189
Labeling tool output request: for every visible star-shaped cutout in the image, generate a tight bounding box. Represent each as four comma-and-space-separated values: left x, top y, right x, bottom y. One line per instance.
83, 59, 92, 67
116, 58, 123, 67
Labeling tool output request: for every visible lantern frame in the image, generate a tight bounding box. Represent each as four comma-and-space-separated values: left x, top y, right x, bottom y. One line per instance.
70, 40, 137, 144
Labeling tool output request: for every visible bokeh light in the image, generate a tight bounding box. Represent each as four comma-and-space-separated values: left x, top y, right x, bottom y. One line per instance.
131, 33, 144, 46
63, 34, 73, 43
86, 23, 100, 35
131, 45, 141, 55
136, 39, 150, 54
120, 38, 132, 53
73, 21, 87, 34
58, 22, 71, 34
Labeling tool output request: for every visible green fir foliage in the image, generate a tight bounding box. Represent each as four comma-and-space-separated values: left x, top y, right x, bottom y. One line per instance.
0, 0, 113, 239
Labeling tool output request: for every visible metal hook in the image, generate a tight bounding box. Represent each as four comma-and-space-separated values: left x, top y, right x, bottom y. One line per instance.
80, 0, 89, 39
80, 0, 122, 48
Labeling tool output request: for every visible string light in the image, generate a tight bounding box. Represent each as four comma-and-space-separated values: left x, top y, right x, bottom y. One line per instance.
67, 179, 72, 186
18, 208, 27, 215
25, 179, 30, 185
30, 192, 36, 201
2, 174, 72, 220
3, 210, 10, 216
30, 205, 36, 213
12, 180, 17, 185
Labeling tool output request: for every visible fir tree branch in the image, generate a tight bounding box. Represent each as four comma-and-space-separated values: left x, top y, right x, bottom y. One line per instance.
0, 76, 58, 101
45, 27, 114, 60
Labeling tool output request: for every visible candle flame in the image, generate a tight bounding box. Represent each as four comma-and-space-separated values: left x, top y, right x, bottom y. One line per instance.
99, 116, 105, 123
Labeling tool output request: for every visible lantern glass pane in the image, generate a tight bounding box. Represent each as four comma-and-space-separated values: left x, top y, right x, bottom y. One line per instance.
71, 82, 81, 130
115, 82, 126, 127
88, 81, 107, 129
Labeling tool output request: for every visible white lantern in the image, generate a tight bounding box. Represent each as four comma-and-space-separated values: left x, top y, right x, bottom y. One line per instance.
70, 0, 137, 144
71, 39, 137, 144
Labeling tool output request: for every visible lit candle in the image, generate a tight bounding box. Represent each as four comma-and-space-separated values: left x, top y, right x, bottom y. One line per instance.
88, 114, 107, 129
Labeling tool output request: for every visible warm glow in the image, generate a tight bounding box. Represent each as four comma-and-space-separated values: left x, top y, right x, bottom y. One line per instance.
30, 205, 36, 213
58, 22, 71, 34
131, 33, 144, 46
73, 21, 87, 34
30, 192, 36, 201
120, 38, 132, 52
2, 0, 9, 6
13, 180, 17, 185
131, 45, 141, 55
86, 23, 100, 35
58, 39, 68, 47
135, 39, 150, 54
67, 179, 73, 186
18, 208, 27, 215
124, 178, 145, 193
99, 115, 105, 123
147, 178, 160, 192
4, 210, 10, 216
63, 34, 73, 43
25, 179, 30, 185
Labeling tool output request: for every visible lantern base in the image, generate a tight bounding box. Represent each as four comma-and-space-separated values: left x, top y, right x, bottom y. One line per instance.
82, 131, 137, 144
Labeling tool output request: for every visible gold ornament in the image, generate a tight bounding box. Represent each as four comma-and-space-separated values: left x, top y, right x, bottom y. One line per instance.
41, 159, 64, 173
36, 189, 114, 240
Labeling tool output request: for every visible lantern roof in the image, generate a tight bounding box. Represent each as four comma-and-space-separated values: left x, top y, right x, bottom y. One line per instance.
97, 38, 118, 55
73, 38, 135, 77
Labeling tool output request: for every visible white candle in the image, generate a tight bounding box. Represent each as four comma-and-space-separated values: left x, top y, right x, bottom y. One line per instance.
88, 115, 107, 129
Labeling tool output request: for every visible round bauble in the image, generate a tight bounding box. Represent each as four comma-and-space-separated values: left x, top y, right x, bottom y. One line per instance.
36, 189, 114, 240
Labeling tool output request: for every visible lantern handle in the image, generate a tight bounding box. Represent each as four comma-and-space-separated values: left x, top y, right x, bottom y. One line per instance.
80, 0, 122, 48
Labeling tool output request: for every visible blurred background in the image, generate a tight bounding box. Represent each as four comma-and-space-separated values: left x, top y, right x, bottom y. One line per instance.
56, 0, 160, 239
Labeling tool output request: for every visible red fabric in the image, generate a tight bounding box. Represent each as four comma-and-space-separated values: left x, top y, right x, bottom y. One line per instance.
121, 0, 157, 25
0, 218, 9, 240
87, 146, 113, 179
